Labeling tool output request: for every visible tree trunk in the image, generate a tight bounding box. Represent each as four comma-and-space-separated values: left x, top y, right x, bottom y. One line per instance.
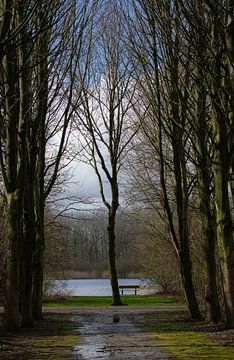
18, 7, 34, 326
33, 195, 45, 320
4, 192, 21, 330
194, 56, 222, 322
32, 6, 48, 319
107, 181, 122, 305
20, 182, 35, 327
226, 0, 234, 211
158, 96, 201, 320
197, 144, 221, 323
2, 27, 22, 330
172, 122, 201, 321
204, 226, 221, 323
213, 122, 234, 327
164, 9, 202, 319
177, 196, 201, 320
209, 8, 234, 327
107, 206, 122, 306
215, 173, 234, 328
32, 113, 46, 320
179, 246, 202, 320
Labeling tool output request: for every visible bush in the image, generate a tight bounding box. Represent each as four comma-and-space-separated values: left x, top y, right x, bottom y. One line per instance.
43, 278, 73, 300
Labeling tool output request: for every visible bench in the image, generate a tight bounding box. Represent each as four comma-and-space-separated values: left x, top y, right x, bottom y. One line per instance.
119, 284, 140, 295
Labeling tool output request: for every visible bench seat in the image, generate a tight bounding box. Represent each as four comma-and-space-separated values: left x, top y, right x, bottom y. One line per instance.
119, 284, 140, 295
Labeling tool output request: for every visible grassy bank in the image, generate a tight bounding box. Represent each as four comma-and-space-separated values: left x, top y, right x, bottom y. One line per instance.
144, 313, 234, 359
43, 294, 184, 307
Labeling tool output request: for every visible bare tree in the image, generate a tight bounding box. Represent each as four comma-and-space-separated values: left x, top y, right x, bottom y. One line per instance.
0, 0, 94, 329
0, 0, 46, 330
126, 0, 201, 320
177, 0, 234, 328
32, 0, 95, 321
75, 0, 138, 305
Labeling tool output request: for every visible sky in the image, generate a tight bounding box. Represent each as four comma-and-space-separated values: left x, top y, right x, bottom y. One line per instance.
63, 160, 111, 210
58, 157, 128, 214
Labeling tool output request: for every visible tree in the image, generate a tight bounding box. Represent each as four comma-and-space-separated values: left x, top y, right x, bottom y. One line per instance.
0, 0, 43, 330
0, 0, 93, 329
178, 0, 222, 323
209, 0, 234, 328
178, 0, 234, 328
75, 0, 138, 305
32, 0, 94, 321
127, 0, 201, 320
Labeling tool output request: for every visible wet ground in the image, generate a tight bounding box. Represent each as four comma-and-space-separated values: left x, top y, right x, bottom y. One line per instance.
1, 306, 234, 359
71, 311, 175, 359
0, 307, 180, 359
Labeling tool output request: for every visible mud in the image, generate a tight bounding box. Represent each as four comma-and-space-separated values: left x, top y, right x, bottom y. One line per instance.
0, 307, 183, 359
71, 311, 176, 359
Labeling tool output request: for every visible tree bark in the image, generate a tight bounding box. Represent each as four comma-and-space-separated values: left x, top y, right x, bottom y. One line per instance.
194, 47, 221, 322
170, 60, 201, 320
173, 144, 201, 321
196, 142, 221, 323
108, 207, 122, 306
179, 246, 202, 320
32, 212, 45, 320
33, 155, 45, 320
213, 119, 234, 328
20, 182, 34, 327
2, 26, 22, 330
32, 5, 48, 319
4, 192, 21, 330
226, 0, 234, 208
204, 225, 221, 323
209, 6, 234, 327
18, 4, 34, 326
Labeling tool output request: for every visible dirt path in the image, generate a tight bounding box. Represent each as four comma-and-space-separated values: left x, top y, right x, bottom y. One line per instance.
42, 305, 186, 314
1, 307, 184, 359
69, 309, 177, 359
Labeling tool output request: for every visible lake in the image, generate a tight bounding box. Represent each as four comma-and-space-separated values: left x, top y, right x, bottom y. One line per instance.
55, 278, 146, 296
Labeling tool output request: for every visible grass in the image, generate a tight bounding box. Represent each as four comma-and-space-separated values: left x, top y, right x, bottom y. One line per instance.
30, 333, 79, 360
144, 313, 234, 359
0, 314, 79, 360
157, 331, 234, 359
43, 294, 185, 307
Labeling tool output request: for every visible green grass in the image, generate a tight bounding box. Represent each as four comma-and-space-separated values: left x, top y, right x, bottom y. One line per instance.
156, 331, 234, 359
43, 294, 184, 307
0, 314, 79, 360
30, 334, 79, 360
144, 314, 234, 359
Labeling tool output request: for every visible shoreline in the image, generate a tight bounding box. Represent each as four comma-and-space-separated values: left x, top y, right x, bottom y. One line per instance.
47, 271, 142, 280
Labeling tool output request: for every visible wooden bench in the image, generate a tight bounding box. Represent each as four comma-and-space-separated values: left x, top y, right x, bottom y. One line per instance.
119, 284, 140, 295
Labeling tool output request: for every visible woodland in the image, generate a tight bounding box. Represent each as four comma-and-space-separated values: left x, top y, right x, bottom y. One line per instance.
0, 0, 233, 332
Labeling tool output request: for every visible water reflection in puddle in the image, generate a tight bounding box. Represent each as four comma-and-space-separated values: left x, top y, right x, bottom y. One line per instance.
71, 313, 140, 359
71, 313, 173, 360
73, 341, 110, 359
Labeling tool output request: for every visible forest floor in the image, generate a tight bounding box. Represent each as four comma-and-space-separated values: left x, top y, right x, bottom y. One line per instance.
0, 306, 234, 359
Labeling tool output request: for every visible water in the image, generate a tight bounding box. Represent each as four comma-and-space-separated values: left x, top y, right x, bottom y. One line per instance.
55, 278, 142, 296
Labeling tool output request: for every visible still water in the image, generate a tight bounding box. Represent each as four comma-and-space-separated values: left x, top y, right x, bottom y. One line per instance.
55, 278, 142, 296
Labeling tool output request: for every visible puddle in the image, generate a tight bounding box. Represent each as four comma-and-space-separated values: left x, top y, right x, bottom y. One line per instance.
73, 343, 173, 359
72, 313, 175, 359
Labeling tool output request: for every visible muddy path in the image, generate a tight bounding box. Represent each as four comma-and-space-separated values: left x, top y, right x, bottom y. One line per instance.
70, 309, 177, 359
0, 307, 184, 359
